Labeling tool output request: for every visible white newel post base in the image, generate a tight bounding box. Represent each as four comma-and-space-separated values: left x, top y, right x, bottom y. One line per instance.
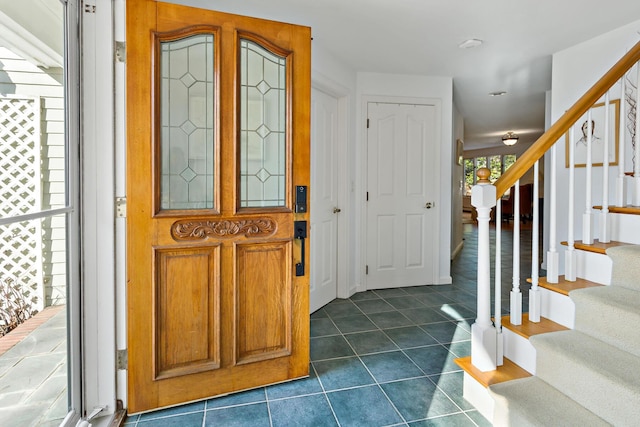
529, 288, 541, 322
635, 177, 640, 206
471, 323, 497, 372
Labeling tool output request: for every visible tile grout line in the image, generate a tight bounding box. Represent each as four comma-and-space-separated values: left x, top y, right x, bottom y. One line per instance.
308, 332, 344, 427
333, 300, 409, 426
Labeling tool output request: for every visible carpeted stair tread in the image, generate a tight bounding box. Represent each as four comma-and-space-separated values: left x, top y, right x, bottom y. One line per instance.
531, 330, 640, 426
489, 376, 611, 427
606, 245, 640, 291
571, 286, 640, 357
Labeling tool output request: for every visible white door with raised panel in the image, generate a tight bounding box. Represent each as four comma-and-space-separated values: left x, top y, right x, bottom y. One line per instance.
366, 102, 437, 289
310, 88, 339, 312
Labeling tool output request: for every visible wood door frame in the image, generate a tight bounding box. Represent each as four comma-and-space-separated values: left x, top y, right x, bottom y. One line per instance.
359, 95, 442, 291
311, 76, 351, 300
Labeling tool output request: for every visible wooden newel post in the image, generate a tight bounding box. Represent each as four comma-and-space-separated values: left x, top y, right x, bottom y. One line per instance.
471, 167, 497, 371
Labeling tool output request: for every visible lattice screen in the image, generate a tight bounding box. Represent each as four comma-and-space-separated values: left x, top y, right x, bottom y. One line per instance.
0, 96, 43, 311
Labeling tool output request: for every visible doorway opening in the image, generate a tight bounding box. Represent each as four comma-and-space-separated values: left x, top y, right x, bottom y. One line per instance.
0, 1, 80, 425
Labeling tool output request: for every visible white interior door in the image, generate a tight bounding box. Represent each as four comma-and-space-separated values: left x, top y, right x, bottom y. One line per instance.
366, 102, 437, 289
310, 88, 340, 312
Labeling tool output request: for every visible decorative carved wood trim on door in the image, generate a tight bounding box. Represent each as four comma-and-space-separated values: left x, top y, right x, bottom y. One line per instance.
171, 217, 277, 240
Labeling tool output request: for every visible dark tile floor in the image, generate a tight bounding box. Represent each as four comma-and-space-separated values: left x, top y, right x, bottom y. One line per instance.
124, 223, 534, 426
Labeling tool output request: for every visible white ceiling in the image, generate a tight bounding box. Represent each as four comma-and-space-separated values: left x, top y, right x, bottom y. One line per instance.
177, 0, 640, 150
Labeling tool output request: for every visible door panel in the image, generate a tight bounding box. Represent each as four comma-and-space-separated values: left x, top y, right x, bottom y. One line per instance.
127, 0, 310, 413
236, 241, 292, 364
366, 103, 436, 289
154, 245, 220, 379
310, 89, 339, 312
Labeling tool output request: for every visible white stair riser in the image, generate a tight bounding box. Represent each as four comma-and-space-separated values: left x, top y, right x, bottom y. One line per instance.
540, 288, 574, 328
502, 328, 536, 374
574, 250, 611, 284
609, 213, 640, 244
462, 372, 494, 423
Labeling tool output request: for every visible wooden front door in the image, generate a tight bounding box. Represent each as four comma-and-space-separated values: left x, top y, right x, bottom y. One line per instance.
126, 1, 311, 413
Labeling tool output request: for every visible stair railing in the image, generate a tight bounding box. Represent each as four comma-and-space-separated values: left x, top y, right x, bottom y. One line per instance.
470, 40, 640, 372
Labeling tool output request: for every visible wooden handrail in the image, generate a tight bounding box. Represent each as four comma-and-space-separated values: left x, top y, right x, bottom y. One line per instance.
495, 40, 640, 199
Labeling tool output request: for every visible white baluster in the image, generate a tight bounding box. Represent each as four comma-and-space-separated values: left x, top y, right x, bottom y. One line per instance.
471, 168, 497, 372
600, 93, 611, 243
546, 144, 559, 283
495, 200, 504, 366
565, 126, 577, 281
617, 73, 627, 207
510, 181, 522, 326
529, 162, 541, 322
583, 110, 594, 244
635, 64, 640, 206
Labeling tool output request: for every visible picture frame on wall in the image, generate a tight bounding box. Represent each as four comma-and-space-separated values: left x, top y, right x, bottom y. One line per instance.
565, 99, 620, 168
456, 139, 464, 166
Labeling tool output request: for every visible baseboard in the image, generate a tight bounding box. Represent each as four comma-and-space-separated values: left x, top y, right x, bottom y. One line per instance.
437, 275, 453, 285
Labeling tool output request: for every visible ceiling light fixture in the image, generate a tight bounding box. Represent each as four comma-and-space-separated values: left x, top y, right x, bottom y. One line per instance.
489, 91, 507, 97
502, 132, 519, 146
458, 38, 483, 49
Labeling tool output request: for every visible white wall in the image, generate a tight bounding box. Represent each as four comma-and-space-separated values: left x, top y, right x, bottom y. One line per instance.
356, 72, 454, 286
311, 44, 359, 297
546, 19, 640, 272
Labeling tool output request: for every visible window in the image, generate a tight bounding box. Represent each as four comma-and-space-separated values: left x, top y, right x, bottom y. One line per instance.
464, 154, 516, 195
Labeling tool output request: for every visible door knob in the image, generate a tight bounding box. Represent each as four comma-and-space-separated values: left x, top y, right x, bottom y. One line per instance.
333, 207, 342, 213
425, 202, 433, 209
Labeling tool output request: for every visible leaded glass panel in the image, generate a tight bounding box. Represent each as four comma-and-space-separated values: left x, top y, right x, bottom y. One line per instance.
160, 34, 215, 210
239, 39, 287, 208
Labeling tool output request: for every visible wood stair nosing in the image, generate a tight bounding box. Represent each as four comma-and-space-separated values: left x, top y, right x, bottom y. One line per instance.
456, 315, 566, 389
499, 313, 568, 340
532, 275, 604, 296
560, 239, 629, 254
593, 205, 640, 215
455, 356, 531, 388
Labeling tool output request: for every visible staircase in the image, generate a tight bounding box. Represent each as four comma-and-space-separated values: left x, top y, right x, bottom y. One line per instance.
490, 244, 640, 426
457, 39, 640, 425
